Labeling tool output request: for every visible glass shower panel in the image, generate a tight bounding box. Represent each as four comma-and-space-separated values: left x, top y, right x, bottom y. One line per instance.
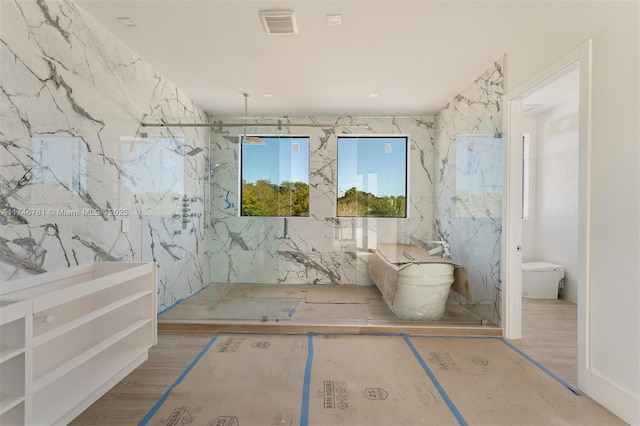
453, 136, 504, 325
350, 217, 413, 326
206, 217, 286, 322
203, 133, 314, 323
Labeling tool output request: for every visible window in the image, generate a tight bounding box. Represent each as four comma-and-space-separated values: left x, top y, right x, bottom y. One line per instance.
240, 135, 310, 217
337, 136, 408, 218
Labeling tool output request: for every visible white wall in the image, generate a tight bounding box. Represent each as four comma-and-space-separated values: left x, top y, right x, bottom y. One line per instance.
534, 103, 579, 303
522, 99, 580, 303
521, 116, 538, 262
504, 2, 639, 423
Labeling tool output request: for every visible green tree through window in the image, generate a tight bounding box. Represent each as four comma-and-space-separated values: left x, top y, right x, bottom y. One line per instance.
241, 136, 310, 217
337, 136, 408, 218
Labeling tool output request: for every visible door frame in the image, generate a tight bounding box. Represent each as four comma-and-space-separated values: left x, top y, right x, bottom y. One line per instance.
501, 40, 592, 391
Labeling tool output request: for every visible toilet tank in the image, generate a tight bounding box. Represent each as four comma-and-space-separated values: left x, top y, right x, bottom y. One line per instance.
522, 262, 564, 299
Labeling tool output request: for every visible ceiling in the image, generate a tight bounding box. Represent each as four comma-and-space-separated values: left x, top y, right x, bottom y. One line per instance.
75, 1, 568, 117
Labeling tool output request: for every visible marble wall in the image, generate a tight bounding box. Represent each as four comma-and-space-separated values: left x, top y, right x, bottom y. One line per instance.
0, 0, 209, 311
0, 0, 505, 321
435, 60, 504, 324
208, 116, 437, 285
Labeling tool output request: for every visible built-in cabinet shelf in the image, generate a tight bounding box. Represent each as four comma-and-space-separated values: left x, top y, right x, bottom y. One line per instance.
0, 299, 31, 425
0, 262, 156, 426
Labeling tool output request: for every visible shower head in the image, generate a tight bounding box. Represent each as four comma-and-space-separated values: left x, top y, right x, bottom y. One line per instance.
243, 136, 265, 145
186, 147, 204, 156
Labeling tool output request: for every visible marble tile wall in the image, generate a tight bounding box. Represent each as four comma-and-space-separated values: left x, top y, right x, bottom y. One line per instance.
208, 116, 437, 285
434, 59, 505, 324
0, 0, 505, 321
0, 0, 209, 311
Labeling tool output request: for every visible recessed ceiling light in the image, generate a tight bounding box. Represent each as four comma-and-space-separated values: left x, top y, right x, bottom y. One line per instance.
327, 14, 342, 26
369, 93, 379, 99
263, 93, 273, 98
116, 17, 136, 27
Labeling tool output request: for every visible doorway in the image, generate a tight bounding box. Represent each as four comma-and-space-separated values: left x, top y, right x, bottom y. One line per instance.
502, 41, 592, 390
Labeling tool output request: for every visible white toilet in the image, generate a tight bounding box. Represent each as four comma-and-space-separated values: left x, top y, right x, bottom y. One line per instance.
522, 262, 564, 299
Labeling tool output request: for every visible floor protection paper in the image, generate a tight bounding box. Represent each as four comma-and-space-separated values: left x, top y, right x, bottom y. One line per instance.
142, 334, 624, 426
306, 334, 458, 425
142, 334, 308, 425
408, 336, 623, 425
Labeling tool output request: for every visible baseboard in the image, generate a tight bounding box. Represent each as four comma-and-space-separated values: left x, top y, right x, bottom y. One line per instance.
587, 369, 639, 425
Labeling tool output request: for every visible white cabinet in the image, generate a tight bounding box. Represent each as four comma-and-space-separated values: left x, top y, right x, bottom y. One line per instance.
0, 262, 156, 425
0, 300, 31, 425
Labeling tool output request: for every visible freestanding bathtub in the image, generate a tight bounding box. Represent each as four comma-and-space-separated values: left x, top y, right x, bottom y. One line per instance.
367, 243, 470, 320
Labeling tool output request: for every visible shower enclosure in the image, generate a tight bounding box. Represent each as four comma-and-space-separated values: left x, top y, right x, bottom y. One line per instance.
198, 119, 409, 325
153, 116, 501, 330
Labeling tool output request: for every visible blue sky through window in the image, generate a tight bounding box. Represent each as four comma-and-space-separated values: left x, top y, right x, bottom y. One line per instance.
242, 136, 309, 185
337, 136, 407, 197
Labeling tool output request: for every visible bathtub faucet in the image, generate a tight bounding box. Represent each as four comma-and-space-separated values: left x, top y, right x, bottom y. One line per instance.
425, 239, 450, 258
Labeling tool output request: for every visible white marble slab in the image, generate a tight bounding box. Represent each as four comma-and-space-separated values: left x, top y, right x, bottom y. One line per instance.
435, 60, 505, 324
0, 0, 208, 310
208, 116, 437, 285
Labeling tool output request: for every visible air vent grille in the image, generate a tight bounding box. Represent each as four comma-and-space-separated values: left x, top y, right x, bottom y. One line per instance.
260, 10, 297, 35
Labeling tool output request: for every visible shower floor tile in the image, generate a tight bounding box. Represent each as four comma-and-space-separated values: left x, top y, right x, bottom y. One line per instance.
159, 283, 489, 329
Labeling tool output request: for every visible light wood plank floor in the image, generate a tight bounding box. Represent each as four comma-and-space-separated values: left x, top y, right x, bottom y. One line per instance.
511, 298, 578, 387
73, 298, 622, 425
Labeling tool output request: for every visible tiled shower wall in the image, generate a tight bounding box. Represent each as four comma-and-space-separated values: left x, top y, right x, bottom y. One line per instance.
435, 60, 505, 323
0, 0, 505, 320
208, 116, 438, 285
209, 60, 504, 323
0, 0, 209, 311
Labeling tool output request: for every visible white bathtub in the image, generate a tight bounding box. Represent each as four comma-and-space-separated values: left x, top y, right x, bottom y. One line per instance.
367, 244, 470, 320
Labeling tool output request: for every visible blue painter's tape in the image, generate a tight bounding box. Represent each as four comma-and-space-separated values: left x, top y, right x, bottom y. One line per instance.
300, 332, 314, 426
500, 338, 581, 395
138, 336, 218, 425
289, 297, 303, 316
403, 335, 468, 426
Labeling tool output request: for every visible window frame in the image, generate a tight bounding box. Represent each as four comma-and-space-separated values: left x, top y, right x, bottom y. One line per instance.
239, 134, 311, 218
336, 134, 410, 218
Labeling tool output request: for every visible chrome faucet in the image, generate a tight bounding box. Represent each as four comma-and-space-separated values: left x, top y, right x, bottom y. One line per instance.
426, 239, 450, 258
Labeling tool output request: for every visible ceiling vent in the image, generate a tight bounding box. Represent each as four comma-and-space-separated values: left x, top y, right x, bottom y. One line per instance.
260, 10, 298, 35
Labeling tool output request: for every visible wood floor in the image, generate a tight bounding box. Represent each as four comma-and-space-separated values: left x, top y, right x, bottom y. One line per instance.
512, 298, 579, 387
71, 298, 624, 425
158, 283, 501, 336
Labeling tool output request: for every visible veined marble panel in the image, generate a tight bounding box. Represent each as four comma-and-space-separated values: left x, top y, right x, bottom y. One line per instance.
435, 59, 504, 324
209, 116, 437, 285
0, 0, 208, 310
